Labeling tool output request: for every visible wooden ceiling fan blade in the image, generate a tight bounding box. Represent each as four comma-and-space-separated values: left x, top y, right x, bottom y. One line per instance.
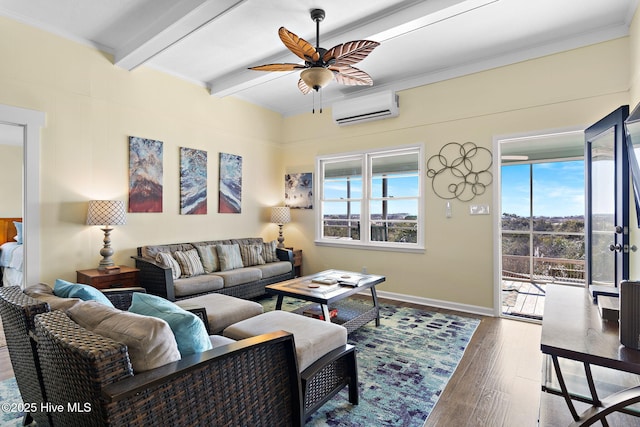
249, 63, 306, 72
279, 27, 320, 63
323, 40, 380, 67
331, 66, 373, 86
297, 79, 312, 94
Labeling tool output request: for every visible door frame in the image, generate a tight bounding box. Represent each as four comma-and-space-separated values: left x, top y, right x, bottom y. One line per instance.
492, 126, 585, 317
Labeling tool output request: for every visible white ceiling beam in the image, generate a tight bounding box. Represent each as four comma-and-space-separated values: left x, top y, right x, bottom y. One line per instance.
208, 0, 493, 97
115, 0, 246, 71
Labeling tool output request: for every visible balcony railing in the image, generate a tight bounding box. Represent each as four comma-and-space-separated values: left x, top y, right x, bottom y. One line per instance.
502, 254, 585, 284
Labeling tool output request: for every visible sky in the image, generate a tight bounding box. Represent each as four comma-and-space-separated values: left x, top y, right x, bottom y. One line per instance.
501, 160, 585, 217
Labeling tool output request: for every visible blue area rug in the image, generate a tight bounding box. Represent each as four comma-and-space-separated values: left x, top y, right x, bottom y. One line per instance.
259, 296, 480, 426
0, 377, 24, 427
0, 298, 479, 427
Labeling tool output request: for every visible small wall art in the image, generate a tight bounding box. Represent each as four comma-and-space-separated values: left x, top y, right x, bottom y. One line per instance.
285, 172, 313, 209
180, 147, 207, 215
129, 136, 163, 212
219, 152, 242, 213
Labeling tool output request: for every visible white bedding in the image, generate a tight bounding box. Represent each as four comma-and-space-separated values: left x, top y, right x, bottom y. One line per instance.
1, 241, 23, 286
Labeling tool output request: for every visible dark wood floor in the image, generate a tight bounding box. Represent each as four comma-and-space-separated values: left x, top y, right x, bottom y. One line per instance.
1, 298, 638, 426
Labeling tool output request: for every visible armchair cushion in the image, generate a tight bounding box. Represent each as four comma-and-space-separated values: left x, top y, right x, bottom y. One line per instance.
67, 300, 181, 372
24, 283, 83, 311
53, 279, 115, 307
128, 292, 212, 356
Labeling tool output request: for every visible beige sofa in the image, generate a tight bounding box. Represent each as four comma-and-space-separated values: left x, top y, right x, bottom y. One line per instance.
133, 237, 294, 301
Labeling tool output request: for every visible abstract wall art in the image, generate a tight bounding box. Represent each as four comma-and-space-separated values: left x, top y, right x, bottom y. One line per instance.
180, 147, 207, 215
218, 152, 242, 213
285, 172, 313, 209
129, 136, 163, 212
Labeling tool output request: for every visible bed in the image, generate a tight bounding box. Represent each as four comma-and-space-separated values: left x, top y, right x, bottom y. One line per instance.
0, 217, 23, 287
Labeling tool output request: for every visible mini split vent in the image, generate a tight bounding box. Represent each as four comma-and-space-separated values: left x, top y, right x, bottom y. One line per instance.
332, 91, 399, 126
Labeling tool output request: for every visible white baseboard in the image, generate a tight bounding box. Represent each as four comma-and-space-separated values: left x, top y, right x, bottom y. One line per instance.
368, 289, 495, 317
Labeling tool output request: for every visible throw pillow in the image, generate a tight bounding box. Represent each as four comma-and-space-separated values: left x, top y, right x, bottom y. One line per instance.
195, 244, 219, 273
53, 279, 115, 307
216, 244, 244, 271
128, 292, 212, 357
239, 244, 265, 266
13, 221, 22, 244
67, 300, 181, 373
262, 240, 279, 263
173, 249, 205, 278
156, 252, 181, 280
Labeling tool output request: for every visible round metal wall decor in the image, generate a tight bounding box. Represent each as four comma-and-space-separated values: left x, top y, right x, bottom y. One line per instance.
426, 142, 493, 202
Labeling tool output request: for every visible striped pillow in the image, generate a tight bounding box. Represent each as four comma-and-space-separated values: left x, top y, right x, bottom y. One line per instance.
240, 244, 265, 266
262, 240, 279, 263
156, 252, 181, 280
216, 244, 244, 271
174, 249, 205, 278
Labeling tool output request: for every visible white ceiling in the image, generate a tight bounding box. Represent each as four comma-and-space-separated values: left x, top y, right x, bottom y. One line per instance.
0, 0, 637, 117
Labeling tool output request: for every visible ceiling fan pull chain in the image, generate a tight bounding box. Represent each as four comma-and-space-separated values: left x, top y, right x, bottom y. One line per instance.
312, 91, 315, 114
319, 89, 323, 114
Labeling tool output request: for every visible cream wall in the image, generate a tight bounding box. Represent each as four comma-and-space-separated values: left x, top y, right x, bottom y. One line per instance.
282, 38, 630, 312
0, 16, 286, 284
0, 144, 22, 217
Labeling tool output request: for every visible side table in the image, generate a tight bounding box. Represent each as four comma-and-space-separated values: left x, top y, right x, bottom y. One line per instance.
292, 249, 302, 277
76, 266, 139, 290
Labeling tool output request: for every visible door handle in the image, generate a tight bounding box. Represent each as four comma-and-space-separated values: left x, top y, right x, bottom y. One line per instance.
615, 226, 624, 234
610, 244, 623, 252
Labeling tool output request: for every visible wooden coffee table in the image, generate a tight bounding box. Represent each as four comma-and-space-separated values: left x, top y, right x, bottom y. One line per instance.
265, 269, 386, 333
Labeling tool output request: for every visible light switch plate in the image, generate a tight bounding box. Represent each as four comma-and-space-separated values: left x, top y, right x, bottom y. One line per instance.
470, 204, 490, 215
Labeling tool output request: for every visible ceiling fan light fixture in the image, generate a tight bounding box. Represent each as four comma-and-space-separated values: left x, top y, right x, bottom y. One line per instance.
300, 67, 333, 91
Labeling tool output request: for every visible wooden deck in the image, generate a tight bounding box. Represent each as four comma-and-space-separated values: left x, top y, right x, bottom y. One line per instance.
502, 280, 546, 321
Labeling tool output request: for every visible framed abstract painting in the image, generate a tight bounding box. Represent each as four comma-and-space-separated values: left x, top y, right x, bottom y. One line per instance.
219, 152, 242, 213
285, 172, 313, 209
180, 147, 207, 215
129, 136, 163, 213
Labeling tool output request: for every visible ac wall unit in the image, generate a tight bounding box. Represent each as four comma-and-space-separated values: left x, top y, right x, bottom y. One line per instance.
332, 91, 399, 126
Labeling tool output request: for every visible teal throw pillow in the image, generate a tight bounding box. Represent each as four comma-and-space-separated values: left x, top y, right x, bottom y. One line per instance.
53, 279, 115, 307
128, 292, 212, 357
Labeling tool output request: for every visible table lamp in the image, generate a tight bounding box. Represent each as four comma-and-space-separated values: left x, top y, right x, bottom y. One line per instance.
271, 206, 291, 248
86, 200, 127, 270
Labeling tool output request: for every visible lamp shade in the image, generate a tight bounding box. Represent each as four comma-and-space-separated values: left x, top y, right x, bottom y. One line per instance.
271, 207, 291, 225
300, 67, 333, 91
86, 200, 127, 226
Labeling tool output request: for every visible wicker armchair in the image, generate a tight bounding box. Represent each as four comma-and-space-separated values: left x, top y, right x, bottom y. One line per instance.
0, 286, 304, 426
34, 311, 303, 426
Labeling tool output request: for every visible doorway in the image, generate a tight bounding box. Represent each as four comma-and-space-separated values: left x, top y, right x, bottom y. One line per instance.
494, 128, 585, 320
0, 104, 45, 287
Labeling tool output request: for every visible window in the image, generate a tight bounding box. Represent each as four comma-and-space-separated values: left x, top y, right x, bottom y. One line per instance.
316, 145, 424, 251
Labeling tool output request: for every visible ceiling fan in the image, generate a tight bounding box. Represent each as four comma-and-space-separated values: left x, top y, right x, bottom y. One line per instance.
249, 8, 380, 97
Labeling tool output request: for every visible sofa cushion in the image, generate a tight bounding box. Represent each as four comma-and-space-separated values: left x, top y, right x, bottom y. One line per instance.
262, 240, 279, 263
142, 243, 194, 260
253, 261, 292, 279
216, 244, 244, 271
156, 252, 181, 280
223, 311, 347, 371
209, 335, 236, 347
174, 249, 205, 277
195, 244, 219, 273
176, 293, 263, 334
173, 274, 224, 298
129, 293, 212, 357
67, 300, 181, 373
215, 268, 262, 288
239, 244, 265, 266
24, 283, 82, 311
53, 279, 114, 307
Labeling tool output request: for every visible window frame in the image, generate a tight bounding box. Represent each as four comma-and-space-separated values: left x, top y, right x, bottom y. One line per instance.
315, 144, 425, 252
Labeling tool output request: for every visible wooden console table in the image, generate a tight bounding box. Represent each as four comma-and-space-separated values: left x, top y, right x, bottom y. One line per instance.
541, 284, 640, 425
